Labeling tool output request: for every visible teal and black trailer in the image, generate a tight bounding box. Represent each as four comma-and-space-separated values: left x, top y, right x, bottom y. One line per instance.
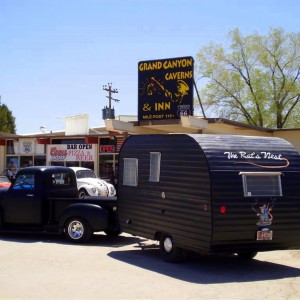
117, 134, 300, 262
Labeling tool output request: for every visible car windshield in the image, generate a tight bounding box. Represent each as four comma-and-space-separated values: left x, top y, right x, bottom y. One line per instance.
75, 170, 96, 179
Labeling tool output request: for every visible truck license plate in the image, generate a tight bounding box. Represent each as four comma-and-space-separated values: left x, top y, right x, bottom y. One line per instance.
257, 230, 273, 241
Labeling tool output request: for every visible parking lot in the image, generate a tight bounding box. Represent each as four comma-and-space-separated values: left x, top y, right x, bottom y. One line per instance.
0, 232, 300, 300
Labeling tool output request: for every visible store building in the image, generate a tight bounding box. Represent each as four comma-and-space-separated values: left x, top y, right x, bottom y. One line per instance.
0, 118, 126, 184
1, 115, 300, 185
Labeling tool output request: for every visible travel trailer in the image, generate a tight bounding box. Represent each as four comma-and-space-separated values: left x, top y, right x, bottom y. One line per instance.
117, 134, 300, 262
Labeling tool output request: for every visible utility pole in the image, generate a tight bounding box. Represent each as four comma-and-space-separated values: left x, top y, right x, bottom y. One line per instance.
102, 83, 120, 120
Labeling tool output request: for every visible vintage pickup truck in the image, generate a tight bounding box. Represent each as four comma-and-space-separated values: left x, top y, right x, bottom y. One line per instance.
0, 166, 119, 242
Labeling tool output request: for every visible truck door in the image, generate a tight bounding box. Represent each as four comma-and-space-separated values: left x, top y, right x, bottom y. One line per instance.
1, 172, 43, 224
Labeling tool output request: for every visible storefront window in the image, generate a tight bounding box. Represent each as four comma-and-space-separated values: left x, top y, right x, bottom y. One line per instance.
81, 161, 94, 170
51, 161, 64, 166
20, 156, 33, 168
99, 137, 117, 153
34, 155, 46, 166
99, 154, 118, 183
99, 154, 114, 181
5, 157, 18, 179
66, 161, 80, 167
6, 140, 15, 154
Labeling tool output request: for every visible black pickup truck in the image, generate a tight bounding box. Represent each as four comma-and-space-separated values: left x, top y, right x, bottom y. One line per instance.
0, 166, 119, 242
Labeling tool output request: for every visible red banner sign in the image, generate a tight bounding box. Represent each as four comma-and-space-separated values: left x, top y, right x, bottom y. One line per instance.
100, 145, 115, 153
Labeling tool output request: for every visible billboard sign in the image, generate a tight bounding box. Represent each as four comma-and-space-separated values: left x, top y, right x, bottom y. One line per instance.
138, 56, 194, 121
47, 144, 96, 162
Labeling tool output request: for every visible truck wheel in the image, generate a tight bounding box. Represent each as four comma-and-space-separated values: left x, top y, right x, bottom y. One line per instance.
78, 189, 88, 198
64, 217, 92, 243
159, 234, 184, 263
237, 251, 258, 259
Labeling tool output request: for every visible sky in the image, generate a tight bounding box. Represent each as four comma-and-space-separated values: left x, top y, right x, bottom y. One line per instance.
0, 0, 299, 134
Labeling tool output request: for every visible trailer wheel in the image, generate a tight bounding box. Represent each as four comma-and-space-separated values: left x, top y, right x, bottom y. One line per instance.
159, 234, 184, 263
237, 251, 258, 259
64, 217, 92, 243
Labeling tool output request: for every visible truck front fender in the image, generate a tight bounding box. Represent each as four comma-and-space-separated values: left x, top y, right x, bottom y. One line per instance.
58, 203, 109, 233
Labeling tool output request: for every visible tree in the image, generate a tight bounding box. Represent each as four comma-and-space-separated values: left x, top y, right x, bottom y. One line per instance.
195, 28, 300, 128
0, 98, 16, 134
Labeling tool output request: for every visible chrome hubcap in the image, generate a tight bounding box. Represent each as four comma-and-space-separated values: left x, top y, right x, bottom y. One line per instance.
163, 237, 173, 253
68, 220, 84, 239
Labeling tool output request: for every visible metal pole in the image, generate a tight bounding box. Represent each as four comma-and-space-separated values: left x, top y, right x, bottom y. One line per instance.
193, 78, 206, 118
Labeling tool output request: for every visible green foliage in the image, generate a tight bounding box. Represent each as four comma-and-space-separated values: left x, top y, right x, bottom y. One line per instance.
0, 103, 16, 134
196, 28, 300, 128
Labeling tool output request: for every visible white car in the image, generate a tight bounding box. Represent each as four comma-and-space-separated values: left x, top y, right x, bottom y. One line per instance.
69, 167, 116, 198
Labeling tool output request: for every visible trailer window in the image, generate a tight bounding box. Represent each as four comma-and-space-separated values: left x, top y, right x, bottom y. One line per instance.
240, 172, 282, 197
149, 152, 161, 182
123, 158, 138, 186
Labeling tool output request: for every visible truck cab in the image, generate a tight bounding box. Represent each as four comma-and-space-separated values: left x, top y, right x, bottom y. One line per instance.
0, 166, 118, 242
0, 166, 76, 225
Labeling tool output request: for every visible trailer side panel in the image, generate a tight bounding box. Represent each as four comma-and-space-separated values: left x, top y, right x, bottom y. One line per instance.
118, 134, 212, 253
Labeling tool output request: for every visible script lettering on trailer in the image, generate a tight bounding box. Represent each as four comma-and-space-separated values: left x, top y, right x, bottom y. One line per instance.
224, 151, 290, 168
138, 56, 194, 121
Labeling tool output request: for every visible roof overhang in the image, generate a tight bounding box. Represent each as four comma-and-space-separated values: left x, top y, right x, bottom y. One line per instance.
104, 116, 208, 134
105, 119, 134, 133
181, 116, 208, 130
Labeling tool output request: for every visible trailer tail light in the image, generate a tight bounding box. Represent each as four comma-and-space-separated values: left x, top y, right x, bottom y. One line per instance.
219, 205, 227, 214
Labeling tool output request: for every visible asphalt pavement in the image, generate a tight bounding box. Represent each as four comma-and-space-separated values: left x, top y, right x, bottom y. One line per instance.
0, 232, 300, 300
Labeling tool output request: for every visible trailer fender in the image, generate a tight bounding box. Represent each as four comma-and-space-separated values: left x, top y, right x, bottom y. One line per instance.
59, 203, 109, 233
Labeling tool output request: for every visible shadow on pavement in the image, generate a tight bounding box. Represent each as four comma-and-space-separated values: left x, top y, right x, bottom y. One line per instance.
0, 232, 144, 248
108, 244, 300, 284
2, 231, 300, 284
